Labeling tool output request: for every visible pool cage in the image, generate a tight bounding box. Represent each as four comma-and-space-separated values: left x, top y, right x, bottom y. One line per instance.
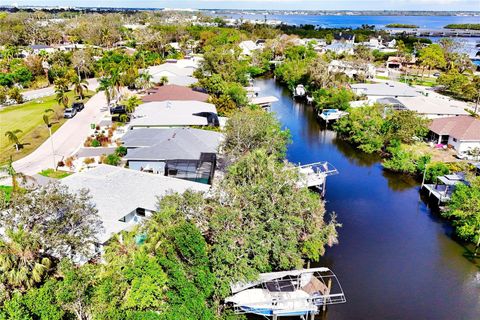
165, 153, 216, 185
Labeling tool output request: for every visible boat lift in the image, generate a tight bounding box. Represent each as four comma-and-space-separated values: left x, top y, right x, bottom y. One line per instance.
296, 162, 339, 196
226, 267, 347, 320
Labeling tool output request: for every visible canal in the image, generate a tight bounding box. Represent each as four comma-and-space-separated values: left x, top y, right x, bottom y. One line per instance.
255, 78, 480, 320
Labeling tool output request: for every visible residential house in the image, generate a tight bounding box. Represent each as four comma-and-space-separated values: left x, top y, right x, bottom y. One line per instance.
332, 33, 355, 45
428, 116, 480, 154
27, 44, 55, 55
145, 58, 200, 86
325, 42, 354, 55
129, 100, 219, 129
142, 84, 209, 103
328, 60, 376, 79
61, 165, 210, 247
122, 127, 223, 184
351, 82, 421, 99
387, 96, 470, 119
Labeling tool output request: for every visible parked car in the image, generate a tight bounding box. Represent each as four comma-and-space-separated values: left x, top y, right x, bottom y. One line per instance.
72, 102, 85, 112
64, 108, 77, 118
110, 105, 126, 114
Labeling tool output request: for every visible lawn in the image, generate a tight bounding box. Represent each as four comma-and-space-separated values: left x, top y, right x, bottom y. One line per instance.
0, 91, 93, 165
38, 168, 72, 179
0, 185, 12, 202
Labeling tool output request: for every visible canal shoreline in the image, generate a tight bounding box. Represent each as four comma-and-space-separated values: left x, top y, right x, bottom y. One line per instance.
256, 77, 480, 319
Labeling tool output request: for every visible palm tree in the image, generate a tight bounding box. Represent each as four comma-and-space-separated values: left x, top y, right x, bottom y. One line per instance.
159, 76, 169, 86
139, 71, 154, 90
109, 68, 123, 99
0, 228, 51, 292
71, 75, 88, 100
43, 109, 58, 169
55, 88, 69, 108
124, 95, 142, 114
5, 129, 23, 151
98, 77, 113, 105
0, 157, 33, 193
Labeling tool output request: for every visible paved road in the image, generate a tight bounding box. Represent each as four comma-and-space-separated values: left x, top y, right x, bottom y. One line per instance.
22, 78, 99, 101
13, 91, 109, 175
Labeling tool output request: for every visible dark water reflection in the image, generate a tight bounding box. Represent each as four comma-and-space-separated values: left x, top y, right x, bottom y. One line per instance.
254, 78, 480, 320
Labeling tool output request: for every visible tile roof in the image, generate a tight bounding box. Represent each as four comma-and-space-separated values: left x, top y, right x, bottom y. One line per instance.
142, 85, 209, 103
429, 116, 480, 141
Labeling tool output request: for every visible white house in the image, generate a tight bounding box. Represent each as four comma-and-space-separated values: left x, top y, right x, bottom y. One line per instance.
428, 116, 480, 155
145, 58, 200, 86
129, 100, 219, 129
328, 60, 376, 79
61, 165, 210, 246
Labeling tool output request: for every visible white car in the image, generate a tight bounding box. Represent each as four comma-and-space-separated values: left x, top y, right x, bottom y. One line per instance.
63, 108, 77, 119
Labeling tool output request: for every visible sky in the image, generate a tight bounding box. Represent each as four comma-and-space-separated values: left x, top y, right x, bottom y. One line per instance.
6, 0, 480, 11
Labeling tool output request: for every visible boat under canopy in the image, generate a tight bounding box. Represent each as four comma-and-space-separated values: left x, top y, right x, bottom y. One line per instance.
226, 268, 346, 318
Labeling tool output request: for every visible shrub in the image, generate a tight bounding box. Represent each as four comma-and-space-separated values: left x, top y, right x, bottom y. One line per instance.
103, 154, 121, 166
91, 139, 101, 147
115, 146, 127, 157
64, 156, 75, 168
83, 157, 95, 165
424, 162, 450, 183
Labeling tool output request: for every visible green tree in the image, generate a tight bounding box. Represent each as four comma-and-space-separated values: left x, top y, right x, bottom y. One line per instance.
0, 229, 51, 293
1, 183, 103, 260
70, 74, 88, 100
418, 44, 447, 79
7, 86, 23, 104
443, 177, 480, 255
222, 108, 291, 159
124, 95, 142, 114
335, 104, 385, 153
4, 129, 23, 151
313, 88, 354, 111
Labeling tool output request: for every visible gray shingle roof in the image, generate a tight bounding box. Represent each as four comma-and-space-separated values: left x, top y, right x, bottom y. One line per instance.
123, 128, 223, 161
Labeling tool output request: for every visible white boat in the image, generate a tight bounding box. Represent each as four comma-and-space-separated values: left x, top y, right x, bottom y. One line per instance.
225, 268, 346, 318
294, 84, 306, 98
319, 109, 348, 122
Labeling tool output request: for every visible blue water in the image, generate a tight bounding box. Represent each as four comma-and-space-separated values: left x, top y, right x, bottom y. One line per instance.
255, 78, 480, 320
221, 14, 480, 29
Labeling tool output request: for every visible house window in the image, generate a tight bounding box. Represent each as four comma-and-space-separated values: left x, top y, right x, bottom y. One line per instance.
453, 138, 457, 142
136, 208, 146, 217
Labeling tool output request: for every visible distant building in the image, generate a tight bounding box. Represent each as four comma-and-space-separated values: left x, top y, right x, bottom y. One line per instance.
27, 44, 55, 55
332, 33, 355, 45
428, 116, 480, 154
325, 42, 354, 55
328, 60, 376, 79
351, 82, 420, 99
145, 58, 200, 86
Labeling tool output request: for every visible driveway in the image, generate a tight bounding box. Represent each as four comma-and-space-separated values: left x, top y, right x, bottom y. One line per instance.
13, 91, 109, 175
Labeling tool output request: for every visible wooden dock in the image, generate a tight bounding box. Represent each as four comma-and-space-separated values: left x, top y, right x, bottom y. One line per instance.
387, 28, 480, 38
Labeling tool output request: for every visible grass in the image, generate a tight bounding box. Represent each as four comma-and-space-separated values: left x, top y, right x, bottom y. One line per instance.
0, 91, 93, 165
375, 75, 390, 80
38, 168, 72, 179
0, 185, 13, 202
